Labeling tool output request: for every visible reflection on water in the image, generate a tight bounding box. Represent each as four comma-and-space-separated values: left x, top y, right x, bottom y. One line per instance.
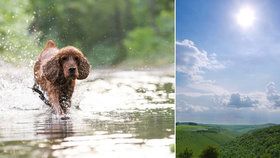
0, 64, 174, 158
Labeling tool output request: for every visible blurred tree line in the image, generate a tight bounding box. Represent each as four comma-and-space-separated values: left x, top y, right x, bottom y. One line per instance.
0, 0, 40, 64
0, 0, 173, 67
28, 0, 174, 67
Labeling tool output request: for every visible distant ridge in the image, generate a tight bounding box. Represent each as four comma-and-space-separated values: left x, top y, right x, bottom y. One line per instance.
176, 122, 277, 127
176, 122, 198, 125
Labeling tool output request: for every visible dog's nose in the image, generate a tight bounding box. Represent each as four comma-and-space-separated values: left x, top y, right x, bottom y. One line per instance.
69, 67, 76, 73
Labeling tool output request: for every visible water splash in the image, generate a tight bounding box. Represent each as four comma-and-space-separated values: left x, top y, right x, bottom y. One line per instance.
0, 62, 174, 157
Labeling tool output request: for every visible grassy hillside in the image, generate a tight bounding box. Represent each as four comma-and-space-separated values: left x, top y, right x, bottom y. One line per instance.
220, 125, 280, 158
176, 123, 275, 158
176, 124, 236, 157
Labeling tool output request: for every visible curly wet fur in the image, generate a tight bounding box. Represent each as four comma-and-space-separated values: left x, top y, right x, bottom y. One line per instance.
33, 40, 90, 116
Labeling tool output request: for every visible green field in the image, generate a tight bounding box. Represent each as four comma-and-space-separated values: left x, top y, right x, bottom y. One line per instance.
176, 123, 275, 158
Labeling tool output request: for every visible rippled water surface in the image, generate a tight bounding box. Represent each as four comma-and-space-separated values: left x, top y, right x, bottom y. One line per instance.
0, 62, 174, 158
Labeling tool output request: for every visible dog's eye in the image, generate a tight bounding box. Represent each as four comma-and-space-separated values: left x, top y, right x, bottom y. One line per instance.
74, 57, 79, 61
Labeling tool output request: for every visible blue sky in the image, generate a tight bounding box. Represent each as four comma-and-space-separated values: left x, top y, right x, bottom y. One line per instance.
176, 0, 280, 124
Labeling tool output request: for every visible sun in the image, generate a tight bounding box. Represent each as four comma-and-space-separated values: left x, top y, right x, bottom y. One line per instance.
236, 6, 256, 28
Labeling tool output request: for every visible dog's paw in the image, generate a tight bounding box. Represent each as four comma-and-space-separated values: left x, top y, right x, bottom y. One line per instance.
60, 115, 70, 120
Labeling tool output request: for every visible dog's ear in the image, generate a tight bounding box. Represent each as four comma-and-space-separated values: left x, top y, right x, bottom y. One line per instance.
44, 40, 56, 50
43, 57, 61, 83
77, 56, 90, 80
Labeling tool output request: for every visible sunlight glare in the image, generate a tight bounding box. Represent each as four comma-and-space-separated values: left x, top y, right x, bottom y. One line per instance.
236, 6, 256, 28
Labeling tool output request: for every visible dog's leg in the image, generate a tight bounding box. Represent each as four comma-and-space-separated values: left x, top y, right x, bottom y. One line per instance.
49, 92, 69, 120
60, 97, 71, 113
49, 95, 64, 115
32, 83, 51, 107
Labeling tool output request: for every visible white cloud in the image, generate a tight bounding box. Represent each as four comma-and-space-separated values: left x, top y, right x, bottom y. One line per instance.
176, 39, 227, 95
176, 40, 224, 81
176, 91, 280, 124
214, 91, 270, 110
177, 91, 272, 110
227, 93, 258, 108
176, 39, 280, 123
177, 106, 280, 124
266, 82, 280, 108
176, 102, 209, 113
176, 94, 210, 113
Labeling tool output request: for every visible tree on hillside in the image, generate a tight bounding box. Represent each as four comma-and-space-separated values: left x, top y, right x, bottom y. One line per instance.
220, 125, 280, 158
177, 147, 193, 158
199, 146, 219, 158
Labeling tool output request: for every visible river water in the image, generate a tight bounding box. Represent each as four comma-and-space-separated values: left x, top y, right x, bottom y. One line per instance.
0, 62, 174, 158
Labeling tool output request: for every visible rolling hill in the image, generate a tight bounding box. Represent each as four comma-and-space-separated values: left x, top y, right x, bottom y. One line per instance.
220, 125, 280, 158
176, 123, 275, 158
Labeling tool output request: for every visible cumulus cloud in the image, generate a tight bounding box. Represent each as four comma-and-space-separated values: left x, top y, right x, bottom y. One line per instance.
176, 39, 227, 95
227, 93, 258, 108
266, 82, 280, 107
177, 107, 280, 124
176, 39, 224, 82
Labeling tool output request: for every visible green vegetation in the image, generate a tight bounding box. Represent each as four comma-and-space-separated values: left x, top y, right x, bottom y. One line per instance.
220, 125, 280, 158
176, 123, 276, 158
178, 147, 193, 158
176, 124, 236, 157
0, 0, 173, 67
199, 146, 219, 158
28, 0, 174, 67
0, 0, 40, 64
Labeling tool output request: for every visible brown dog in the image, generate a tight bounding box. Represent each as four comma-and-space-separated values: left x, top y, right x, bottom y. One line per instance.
33, 40, 90, 118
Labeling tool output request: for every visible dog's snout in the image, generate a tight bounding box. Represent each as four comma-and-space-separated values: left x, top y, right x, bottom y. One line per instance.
69, 67, 76, 73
